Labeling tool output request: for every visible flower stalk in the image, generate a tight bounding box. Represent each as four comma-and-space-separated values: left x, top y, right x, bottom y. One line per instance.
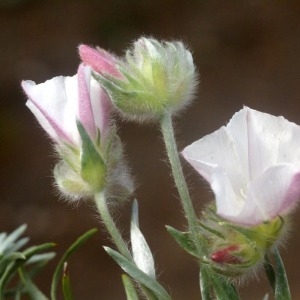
160, 112, 203, 255
94, 192, 132, 260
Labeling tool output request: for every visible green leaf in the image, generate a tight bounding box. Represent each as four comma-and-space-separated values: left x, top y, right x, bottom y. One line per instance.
122, 274, 139, 300
18, 267, 48, 300
0, 225, 27, 254
131, 200, 156, 278
22, 243, 56, 259
50, 228, 97, 300
62, 263, 73, 300
104, 247, 171, 300
26, 252, 56, 265
0, 252, 25, 277
264, 255, 276, 292
274, 249, 291, 300
166, 225, 198, 257
0, 243, 55, 297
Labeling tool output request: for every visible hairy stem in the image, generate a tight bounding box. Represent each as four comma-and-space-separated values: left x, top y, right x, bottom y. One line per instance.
94, 192, 132, 260
160, 112, 202, 254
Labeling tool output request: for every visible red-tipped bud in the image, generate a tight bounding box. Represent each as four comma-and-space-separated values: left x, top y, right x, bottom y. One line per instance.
211, 245, 242, 265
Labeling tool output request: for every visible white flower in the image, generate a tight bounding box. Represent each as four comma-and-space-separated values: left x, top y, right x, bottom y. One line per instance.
22, 64, 112, 148
182, 107, 300, 225
22, 64, 133, 200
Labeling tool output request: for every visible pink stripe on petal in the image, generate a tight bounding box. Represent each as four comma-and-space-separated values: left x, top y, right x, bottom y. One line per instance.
77, 64, 97, 139
280, 171, 300, 214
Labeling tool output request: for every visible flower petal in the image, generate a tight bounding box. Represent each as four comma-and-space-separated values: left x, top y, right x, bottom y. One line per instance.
241, 164, 300, 225
22, 78, 79, 145
182, 126, 244, 195
77, 64, 97, 139
245, 107, 300, 180
90, 75, 112, 141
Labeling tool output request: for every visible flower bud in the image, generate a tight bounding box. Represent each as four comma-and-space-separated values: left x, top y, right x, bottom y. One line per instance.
199, 204, 286, 277
79, 37, 198, 122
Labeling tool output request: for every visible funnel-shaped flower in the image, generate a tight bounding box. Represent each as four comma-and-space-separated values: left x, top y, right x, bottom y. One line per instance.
182, 107, 300, 226
22, 64, 132, 200
79, 37, 198, 121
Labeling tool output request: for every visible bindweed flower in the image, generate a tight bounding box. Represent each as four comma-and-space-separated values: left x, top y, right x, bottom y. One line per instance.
22, 64, 133, 200
79, 37, 198, 122
182, 107, 300, 226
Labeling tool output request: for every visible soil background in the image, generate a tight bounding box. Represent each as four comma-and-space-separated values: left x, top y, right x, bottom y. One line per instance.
1, 0, 300, 299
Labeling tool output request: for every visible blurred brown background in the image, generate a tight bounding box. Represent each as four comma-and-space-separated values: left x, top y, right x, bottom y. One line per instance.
1, 0, 300, 299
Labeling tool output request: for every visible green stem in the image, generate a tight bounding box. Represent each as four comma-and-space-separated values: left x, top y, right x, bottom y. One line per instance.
94, 192, 132, 261
160, 113, 202, 254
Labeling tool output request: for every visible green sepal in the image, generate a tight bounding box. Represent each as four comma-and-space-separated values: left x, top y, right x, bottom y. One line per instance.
104, 246, 171, 300
76, 121, 106, 192
50, 228, 97, 300
165, 225, 198, 258
122, 274, 139, 300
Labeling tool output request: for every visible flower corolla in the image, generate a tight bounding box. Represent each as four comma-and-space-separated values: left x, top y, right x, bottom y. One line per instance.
182, 107, 300, 225
22, 64, 132, 200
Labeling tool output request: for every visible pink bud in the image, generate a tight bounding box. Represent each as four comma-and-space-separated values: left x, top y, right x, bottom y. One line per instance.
79, 44, 122, 78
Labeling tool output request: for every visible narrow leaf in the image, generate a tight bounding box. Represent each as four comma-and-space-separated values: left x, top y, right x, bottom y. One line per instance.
50, 228, 97, 300
0, 243, 54, 296
18, 267, 48, 300
122, 274, 139, 300
26, 252, 56, 265
0, 253, 25, 277
0, 225, 27, 254
166, 225, 198, 257
104, 247, 171, 300
209, 272, 239, 300
264, 255, 275, 292
131, 200, 156, 278
62, 263, 73, 300
274, 249, 291, 300
199, 267, 213, 300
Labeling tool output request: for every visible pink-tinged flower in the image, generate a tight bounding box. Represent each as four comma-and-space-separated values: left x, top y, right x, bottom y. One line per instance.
182, 107, 300, 226
22, 64, 133, 200
79, 37, 198, 122
22, 64, 111, 148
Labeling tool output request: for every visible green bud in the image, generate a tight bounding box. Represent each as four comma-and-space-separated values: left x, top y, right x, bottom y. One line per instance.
94, 37, 198, 122
198, 204, 287, 278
